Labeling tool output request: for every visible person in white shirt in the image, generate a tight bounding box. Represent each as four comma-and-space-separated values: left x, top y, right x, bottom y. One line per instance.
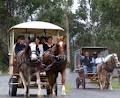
95, 54, 104, 65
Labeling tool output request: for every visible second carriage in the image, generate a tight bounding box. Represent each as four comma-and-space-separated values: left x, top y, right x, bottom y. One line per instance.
74, 47, 109, 89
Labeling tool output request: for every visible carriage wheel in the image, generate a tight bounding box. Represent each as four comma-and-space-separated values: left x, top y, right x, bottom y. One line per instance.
76, 77, 80, 89
81, 77, 86, 89
9, 77, 18, 96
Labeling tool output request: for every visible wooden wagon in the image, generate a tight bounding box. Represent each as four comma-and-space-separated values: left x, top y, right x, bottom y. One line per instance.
8, 21, 64, 96
74, 47, 109, 89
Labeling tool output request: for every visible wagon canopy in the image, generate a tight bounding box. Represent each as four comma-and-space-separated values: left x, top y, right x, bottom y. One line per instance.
8, 21, 64, 34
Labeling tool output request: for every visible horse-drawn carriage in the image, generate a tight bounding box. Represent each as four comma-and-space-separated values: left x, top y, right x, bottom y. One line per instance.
8, 21, 67, 97
74, 47, 109, 89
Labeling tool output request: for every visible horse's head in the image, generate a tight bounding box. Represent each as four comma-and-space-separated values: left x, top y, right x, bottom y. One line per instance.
55, 36, 66, 55
29, 42, 39, 61
112, 53, 120, 67
59, 40, 66, 51
105, 53, 120, 68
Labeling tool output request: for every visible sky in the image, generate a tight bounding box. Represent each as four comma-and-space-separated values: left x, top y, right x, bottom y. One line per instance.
72, 0, 79, 13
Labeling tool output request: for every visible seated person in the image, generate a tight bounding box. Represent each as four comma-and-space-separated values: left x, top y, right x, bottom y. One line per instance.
91, 52, 98, 73
35, 36, 44, 58
81, 51, 96, 74
40, 36, 47, 44
29, 36, 44, 58
95, 54, 105, 65
15, 35, 26, 55
43, 36, 54, 51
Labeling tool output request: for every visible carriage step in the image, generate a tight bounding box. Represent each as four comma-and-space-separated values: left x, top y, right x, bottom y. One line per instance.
9, 83, 20, 85
30, 82, 49, 85
9, 82, 49, 86
86, 73, 97, 75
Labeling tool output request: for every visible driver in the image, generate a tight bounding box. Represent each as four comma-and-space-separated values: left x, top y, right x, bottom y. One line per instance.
81, 51, 93, 74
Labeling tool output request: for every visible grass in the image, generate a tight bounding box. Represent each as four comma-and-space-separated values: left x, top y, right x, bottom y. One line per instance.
112, 78, 120, 89
65, 82, 72, 94
65, 78, 120, 91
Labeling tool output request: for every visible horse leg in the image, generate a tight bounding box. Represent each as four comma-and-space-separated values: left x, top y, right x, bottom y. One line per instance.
109, 75, 113, 90
61, 71, 66, 96
49, 83, 55, 98
99, 74, 104, 90
19, 71, 29, 97
26, 70, 31, 97
52, 74, 57, 96
49, 74, 55, 96
36, 71, 43, 97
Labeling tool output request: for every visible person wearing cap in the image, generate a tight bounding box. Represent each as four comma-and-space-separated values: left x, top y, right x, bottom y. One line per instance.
81, 51, 93, 74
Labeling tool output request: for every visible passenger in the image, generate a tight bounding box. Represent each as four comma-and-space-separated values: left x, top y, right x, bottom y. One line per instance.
81, 51, 94, 74
40, 36, 47, 51
91, 52, 98, 73
35, 36, 44, 58
25, 36, 31, 45
15, 35, 26, 55
43, 36, 54, 51
40, 36, 47, 44
95, 54, 104, 64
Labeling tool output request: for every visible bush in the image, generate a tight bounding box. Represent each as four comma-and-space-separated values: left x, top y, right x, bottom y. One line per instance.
0, 39, 9, 72
0, 52, 8, 72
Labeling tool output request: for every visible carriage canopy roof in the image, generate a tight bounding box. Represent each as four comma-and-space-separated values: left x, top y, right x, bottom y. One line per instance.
8, 21, 64, 34
75, 47, 108, 55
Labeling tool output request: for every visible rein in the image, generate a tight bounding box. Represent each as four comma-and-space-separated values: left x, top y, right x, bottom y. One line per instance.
43, 43, 66, 70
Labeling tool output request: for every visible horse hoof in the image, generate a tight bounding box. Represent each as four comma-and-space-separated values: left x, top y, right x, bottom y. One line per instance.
24, 94, 30, 98
109, 87, 113, 90
37, 94, 43, 98
37, 93, 43, 98
99, 87, 103, 90
61, 92, 66, 96
49, 94, 56, 98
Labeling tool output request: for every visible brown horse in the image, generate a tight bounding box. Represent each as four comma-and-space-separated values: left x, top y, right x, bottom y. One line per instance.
16, 42, 44, 97
97, 53, 120, 90
43, 37, 67, 96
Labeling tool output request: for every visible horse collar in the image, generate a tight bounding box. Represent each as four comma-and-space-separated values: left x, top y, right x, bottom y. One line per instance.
104, 63, 114, 73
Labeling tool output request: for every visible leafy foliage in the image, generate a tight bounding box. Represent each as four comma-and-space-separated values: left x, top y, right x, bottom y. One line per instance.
0, 0, 120, 70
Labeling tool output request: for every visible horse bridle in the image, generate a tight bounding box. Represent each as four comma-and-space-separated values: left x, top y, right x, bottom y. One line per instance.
112, 54, 119, 64
29, 49, 42, 64
104, 54, 117, 72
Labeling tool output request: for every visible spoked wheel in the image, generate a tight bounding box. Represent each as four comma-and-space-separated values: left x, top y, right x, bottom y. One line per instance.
81, 77, 86, 89
76, 77, 80, 89
9, 77, 18, 96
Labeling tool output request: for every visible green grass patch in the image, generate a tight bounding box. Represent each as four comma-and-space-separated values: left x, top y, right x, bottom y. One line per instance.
65, 82, 72, 94
112, 78, 120, 89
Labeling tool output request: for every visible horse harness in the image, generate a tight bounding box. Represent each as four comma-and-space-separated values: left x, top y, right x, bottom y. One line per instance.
102, 56, 116, 73
43, 50, 66, 71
